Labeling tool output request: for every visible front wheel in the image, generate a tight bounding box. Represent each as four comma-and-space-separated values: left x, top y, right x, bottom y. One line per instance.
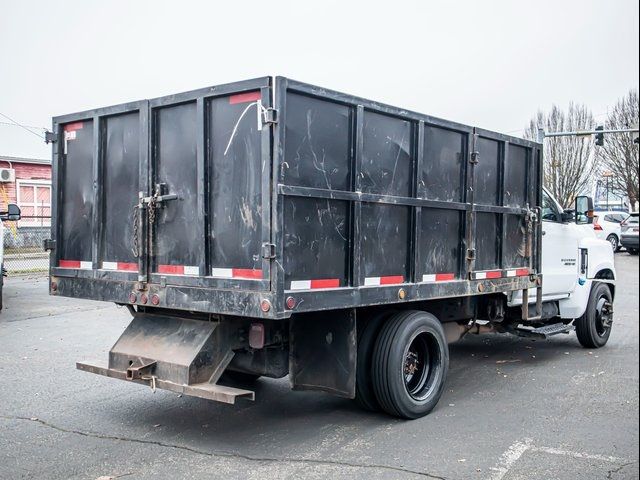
606, 235, 619, 252
372, 311, 449, 419
575, 283, 613, 349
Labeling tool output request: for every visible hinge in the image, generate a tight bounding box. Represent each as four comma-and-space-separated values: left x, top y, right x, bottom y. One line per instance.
466, 248, 476, 260
43, 238, 56, 251
44, 131, 57, 144
470, 151, 479, 164
263, 108, 278, 125
262, 243, 276, 259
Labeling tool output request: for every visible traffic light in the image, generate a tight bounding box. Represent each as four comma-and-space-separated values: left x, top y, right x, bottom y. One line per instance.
595, 125, 604, 146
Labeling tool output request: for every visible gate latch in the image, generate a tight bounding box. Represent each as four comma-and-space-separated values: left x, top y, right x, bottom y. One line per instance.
43, 238, 56, 251
262, 243, 276, 259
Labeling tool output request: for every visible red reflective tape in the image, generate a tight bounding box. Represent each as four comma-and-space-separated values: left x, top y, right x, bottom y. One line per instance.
515, 268, 530, 277
486, 271, 503, 279
59, 260, 80, 268
118, 262, 138, 272
310, 278, 340, 289
64, 122, 84, 132
435, 273, 455, 281
232, 268, 262, 279
380, 275, 404, 285
158, 264, 184, 275
229, 91, 261, 104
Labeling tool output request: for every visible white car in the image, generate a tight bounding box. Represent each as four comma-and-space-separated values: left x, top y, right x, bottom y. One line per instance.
593, 210, 628, 251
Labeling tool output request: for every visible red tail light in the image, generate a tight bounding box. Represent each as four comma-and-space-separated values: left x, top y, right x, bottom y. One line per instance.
594, 223, 603, 231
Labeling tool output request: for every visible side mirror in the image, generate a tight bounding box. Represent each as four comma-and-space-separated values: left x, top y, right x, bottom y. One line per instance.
575, 196, 594, 225
0, 203, 21, 222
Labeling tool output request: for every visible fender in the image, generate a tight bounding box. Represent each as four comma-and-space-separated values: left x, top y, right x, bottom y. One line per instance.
579, 237, 616, 280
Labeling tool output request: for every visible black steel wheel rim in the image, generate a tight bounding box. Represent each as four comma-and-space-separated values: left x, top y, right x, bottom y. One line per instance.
402, 330, 442, 401
595, 296, 612, 337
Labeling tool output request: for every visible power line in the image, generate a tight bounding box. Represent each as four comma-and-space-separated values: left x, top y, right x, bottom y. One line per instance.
0, 120, 47, 130
0, 112, 45, 139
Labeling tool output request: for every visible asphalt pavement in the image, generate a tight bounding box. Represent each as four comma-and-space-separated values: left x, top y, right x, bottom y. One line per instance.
0, 254, 638, 480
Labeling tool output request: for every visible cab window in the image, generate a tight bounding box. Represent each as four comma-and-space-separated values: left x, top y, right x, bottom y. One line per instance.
542, 191, 561, 222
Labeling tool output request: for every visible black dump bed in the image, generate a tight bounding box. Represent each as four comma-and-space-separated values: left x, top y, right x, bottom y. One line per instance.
49, 76, 542, 319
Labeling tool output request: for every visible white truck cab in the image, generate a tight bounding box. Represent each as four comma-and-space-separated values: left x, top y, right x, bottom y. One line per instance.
511, 188, 615, 348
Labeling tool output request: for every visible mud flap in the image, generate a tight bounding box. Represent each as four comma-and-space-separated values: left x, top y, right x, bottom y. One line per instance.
289, 309, 357, 398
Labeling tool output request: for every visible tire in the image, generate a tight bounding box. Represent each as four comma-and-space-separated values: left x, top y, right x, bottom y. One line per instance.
628, 248, 638, 255
220, 370, 261, 384
354, 311, 392, 411
372, 311, 449, 419
606, 235, 619, 252
575, 283, 613, 349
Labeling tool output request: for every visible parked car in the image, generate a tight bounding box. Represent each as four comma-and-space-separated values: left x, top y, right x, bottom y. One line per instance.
620, 213, 639, 254
0, 204, 22, 310
593, 210, 628, 251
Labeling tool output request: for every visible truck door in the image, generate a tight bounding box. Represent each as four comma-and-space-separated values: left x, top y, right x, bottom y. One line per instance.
540, 189, 579, 296
147, 79, 272, 289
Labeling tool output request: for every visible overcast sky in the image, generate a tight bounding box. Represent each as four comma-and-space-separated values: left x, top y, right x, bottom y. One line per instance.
1, 0, 638, 159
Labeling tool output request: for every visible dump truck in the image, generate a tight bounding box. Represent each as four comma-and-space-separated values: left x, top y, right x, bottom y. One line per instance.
46, 77, 615, 418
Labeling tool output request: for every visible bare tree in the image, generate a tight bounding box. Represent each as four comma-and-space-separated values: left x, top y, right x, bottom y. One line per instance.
524, 103, 600, 208
602, 89, 639, 209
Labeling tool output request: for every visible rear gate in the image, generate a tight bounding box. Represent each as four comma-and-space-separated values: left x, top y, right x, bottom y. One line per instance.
52, 78, 273, 291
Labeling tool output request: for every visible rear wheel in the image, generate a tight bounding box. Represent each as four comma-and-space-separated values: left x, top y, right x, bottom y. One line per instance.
354, 311, 393, 411
575, 283, 613, 349
606, 234, 619, 252
372, 311, 449, 419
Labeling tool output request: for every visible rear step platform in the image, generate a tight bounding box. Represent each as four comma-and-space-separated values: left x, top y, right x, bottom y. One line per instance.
77, 361, 254, 404
514, 322, 575, 339
76, 312, 255, 404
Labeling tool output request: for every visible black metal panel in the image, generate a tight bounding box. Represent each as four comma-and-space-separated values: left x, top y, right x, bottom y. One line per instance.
59, 119, 94, 263
289, 309, 357, 398
361, 111, 412, 197
475, 137, 500, 206
504, 214, 527, 268
208, 94, 262, 272
153, 102, 202, 270
419, 208, 462, 277
101, 112, 140, 265
504, 143, 528, 207
360, 203, 410, 281
421, 126, 466, 202
282, 93, 351, 192
475, 212, 500, 270
283, 197, 349, 288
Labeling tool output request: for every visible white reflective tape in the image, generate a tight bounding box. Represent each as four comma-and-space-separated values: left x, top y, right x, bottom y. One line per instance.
211, 268, 233, 278
79, 261, 92, 270
102, 262, 118, 270
183, 266, 199, 276
290, 280, 311, 290
364, 277, 381, 286
422, 274, 436, 283
475, 272, 487, 280
506, 270, 516, 277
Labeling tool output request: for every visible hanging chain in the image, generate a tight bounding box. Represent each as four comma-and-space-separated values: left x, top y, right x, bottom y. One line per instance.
132, 204, 140, 258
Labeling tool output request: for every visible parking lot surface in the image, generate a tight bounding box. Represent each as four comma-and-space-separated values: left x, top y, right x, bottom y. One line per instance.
1, 254, 638, 480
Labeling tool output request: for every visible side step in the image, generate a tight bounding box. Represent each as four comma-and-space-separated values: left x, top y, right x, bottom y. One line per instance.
514, 322, 575, 339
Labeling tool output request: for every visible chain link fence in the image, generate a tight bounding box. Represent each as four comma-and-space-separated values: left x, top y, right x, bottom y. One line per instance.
2, 215, 50, 275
